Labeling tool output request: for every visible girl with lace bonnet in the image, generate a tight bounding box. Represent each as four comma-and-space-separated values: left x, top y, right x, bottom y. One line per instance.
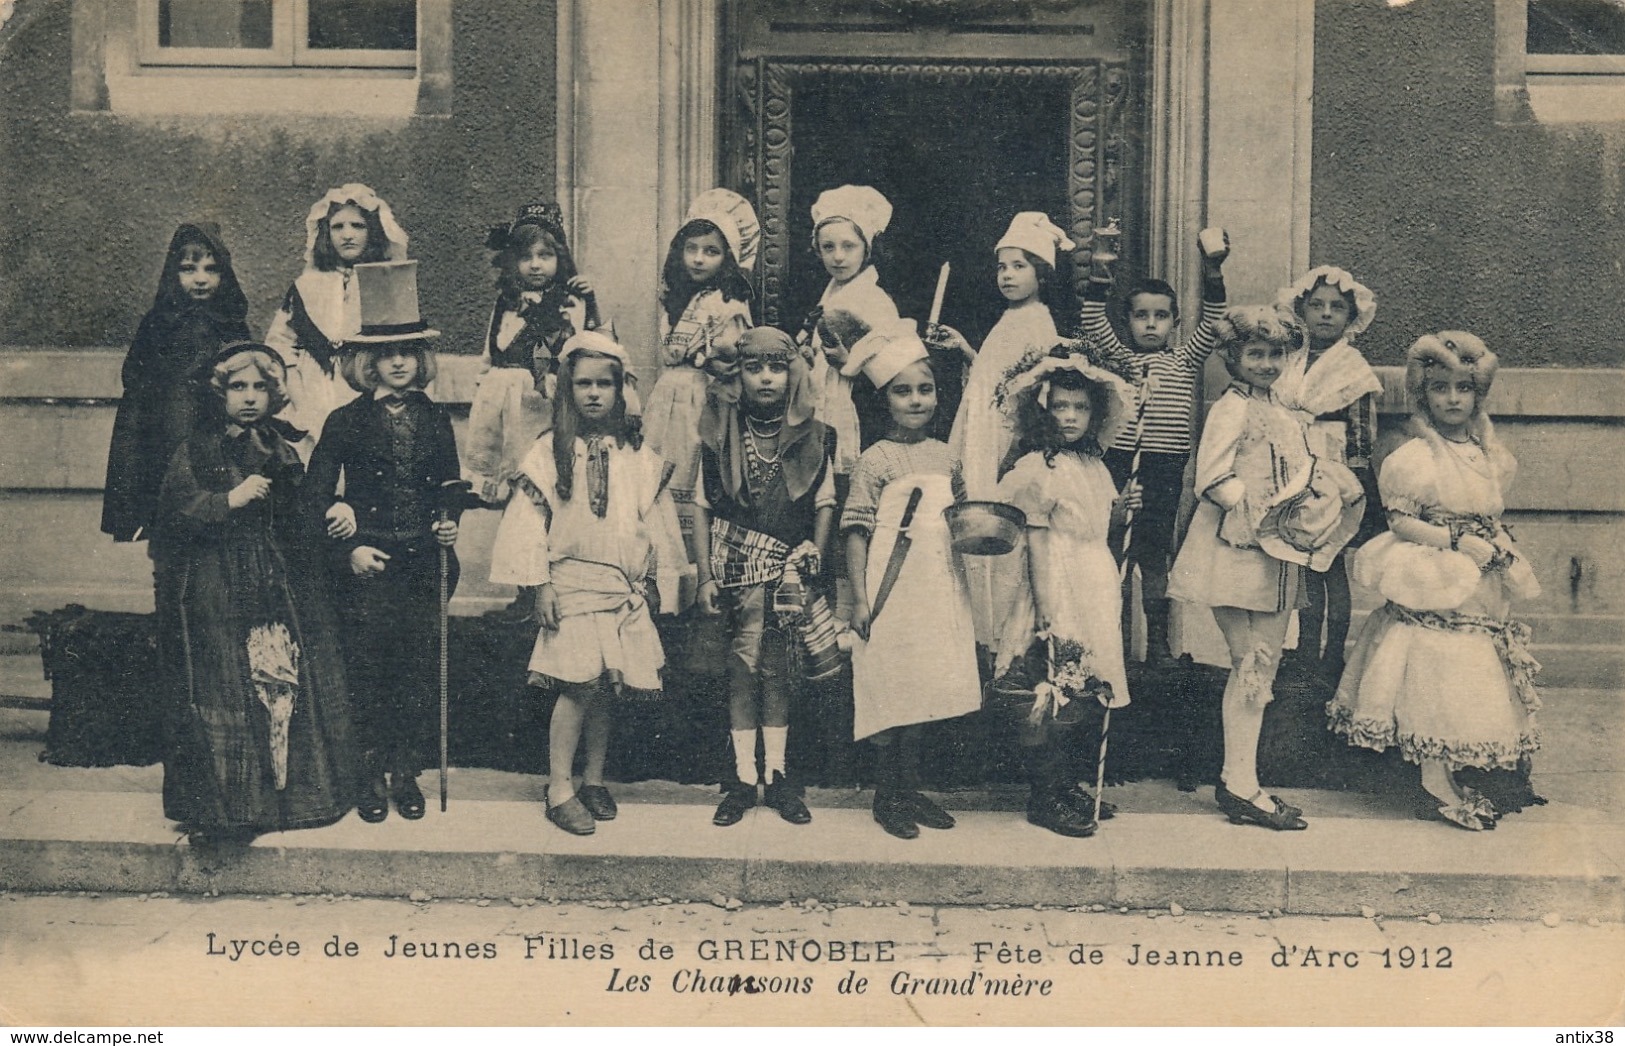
1167, 305, 1365, 831
643, 188, 760, 583
264, 183, 410, 457
1327, 333, 1540, 831
1273, 266, 1383, 675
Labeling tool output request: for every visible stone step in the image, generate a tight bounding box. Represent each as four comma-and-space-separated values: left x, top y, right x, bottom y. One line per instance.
1, 788, 1620, 920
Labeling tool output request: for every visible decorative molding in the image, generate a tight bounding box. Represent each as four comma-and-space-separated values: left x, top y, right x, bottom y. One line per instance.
745, 58, 1117, 324
830, 0, 1091, 23
1146, 0, 1207, 319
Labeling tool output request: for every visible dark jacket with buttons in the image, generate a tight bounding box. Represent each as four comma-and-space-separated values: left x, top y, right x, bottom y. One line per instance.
305, 390, 464, 556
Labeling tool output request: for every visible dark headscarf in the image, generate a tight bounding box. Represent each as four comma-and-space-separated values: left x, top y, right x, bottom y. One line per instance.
153, 222, 251, 325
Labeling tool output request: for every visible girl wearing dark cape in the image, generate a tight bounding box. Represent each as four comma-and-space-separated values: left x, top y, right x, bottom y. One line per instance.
102, 223, 252, 543
154, 343, 355, 844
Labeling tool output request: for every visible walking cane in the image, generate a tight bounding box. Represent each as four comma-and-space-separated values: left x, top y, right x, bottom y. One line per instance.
435, 481, 478, 813
1092, 375, 1154, 827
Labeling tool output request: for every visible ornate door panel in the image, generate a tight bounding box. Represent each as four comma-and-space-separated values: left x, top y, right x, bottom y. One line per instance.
722, 0, 1144, 340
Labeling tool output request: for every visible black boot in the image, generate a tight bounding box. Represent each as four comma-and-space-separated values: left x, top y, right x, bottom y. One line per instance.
1144, 598, 1174, 668
1024, 739, 1096, 838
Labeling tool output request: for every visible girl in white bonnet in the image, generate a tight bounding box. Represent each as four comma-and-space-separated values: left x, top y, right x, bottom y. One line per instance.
941, 211, 1076, 652
264, 183, 410, 458
798, 184, 903, 481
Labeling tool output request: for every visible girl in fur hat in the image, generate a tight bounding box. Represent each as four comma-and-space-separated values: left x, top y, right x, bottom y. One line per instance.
264, 183, 410, 457
1168, 306, 1365, 831
1327, 333, 1541, 831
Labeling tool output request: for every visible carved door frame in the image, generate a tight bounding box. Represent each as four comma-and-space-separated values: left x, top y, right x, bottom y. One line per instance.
726, 57, 1141, 326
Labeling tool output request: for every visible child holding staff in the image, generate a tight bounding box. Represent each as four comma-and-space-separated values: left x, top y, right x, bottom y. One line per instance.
843, 321, 979, 839
990, 344, 1138, 837
490, 331, 686, 835
1081, 226, 1231, 664
306, 261, 464, 824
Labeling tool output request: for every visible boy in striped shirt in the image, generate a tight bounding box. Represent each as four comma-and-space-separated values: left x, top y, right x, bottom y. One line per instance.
1080, 228, 1231, 665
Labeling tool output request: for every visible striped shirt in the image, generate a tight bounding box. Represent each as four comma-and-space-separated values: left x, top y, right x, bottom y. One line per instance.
1080, 281, 1227, 456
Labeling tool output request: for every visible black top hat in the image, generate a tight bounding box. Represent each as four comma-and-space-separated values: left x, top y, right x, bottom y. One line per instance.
347, 260, 440, 342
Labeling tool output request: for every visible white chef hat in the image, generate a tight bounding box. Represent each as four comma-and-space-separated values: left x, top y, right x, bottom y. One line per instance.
844, 317, 930, 388
684, 188, 762, 272
810, 185, 893, 247
995, 212, 1076, 268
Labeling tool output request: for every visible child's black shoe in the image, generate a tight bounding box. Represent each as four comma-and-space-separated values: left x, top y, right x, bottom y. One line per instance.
576, 785, 618, 821
1062, 783, 1116, 821
764, 772, 812, 825
903, 790, 955, 830
545, 787, 597, 835
1026, 787, 1097, 838
872, 790, 919, 840
392, 773, 426, 820
713, 782, 757, 827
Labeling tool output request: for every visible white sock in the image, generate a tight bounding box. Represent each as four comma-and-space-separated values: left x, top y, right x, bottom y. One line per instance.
731, 729, 758, 785
762, 726, 788, 780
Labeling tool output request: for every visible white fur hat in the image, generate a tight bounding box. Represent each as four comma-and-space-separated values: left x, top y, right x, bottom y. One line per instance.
995, 212, 1076, 268
811, 185, 893, 246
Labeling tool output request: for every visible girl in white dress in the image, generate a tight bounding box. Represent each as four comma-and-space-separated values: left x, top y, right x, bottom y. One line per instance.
265, 183, 408, 458
843, 321, 980, 839
989, 345, 1139, 837
490, 332, 686, 836
941, 212, 1074, 650
1328, 333, 1540, 831
1168, 306, 1364, 831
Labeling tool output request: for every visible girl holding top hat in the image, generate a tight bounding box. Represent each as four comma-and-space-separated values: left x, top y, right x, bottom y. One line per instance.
842, 320, 979, 839
644, 189, 760, 563
1167, 305, 1365, 831
155, 342, 355, 846
489, 331, 687, 836
989, 343, 1139, 837
941, 211, 1075, 651
305, 261, 467, 824
1328, 333, 1541, 831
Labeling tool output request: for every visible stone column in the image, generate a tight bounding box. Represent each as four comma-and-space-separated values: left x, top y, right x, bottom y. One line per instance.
556, 0, 719, 377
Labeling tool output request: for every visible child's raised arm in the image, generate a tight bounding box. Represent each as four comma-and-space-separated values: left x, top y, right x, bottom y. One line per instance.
1177, 230, 1231, 369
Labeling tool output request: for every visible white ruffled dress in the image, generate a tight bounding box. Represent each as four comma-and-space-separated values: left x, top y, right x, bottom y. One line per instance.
993, 450, 1131, 711
1327, 431, 1541, 769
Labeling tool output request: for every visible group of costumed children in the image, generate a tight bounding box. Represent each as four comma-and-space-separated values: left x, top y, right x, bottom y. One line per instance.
104, 180, 1543, 848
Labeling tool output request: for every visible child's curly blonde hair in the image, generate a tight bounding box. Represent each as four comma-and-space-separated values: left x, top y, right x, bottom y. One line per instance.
207, 343, 291, 415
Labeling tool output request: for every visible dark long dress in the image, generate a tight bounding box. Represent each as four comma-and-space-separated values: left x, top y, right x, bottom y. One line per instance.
102, 223, 252, 542
154, 423, 355, 831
